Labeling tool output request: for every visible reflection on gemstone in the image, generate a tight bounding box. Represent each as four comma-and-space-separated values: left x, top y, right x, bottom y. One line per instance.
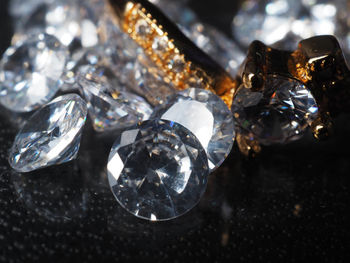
232, 0, 350, 58
107, 119, 209, 221
9, 94, 88, 173
12, 0, 101, 48
152, 88, 235, 171
78, 65, 153, 132
132, 53, 176, 106
232, 0, 301, 47
0, 33, 68, 112
232, 75, 319, 145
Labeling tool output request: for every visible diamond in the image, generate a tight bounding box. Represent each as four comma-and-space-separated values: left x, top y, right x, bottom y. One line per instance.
232, 0, 301, 47
107, 119, 209, 221
132, 53, 176, 106
152, 36, 169, 55
0, 33, 68, 112
135, 19, 152, 37
9, 94, 88, 173
232, 0, 350, 58
78, 65, 153, 132
168, 54, 186, 73
151, 88, 235, 170
13, 0, 101, 48
232, 75, 319, 145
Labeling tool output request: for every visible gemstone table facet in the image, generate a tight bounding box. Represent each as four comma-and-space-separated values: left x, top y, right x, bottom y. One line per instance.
107, 119, 209, 221
9, 94, 88, 173
151, 88, 235, 171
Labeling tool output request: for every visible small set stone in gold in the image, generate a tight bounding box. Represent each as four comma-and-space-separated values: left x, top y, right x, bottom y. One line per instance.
107, 0, 238, 108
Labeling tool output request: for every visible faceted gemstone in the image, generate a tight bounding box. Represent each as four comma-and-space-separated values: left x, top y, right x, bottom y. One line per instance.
168, 55, 186, 73
152, 36, 169, 55
232, 75, 319, 145
135, 19, 152, 37
232, 0, 350, 58
9, 94, 88, 173
151, 88, 235, 171
0, 33, 68, 112
13, 0, 100, 48
78, 65, 153, 132
232, 0, 301, 47
132, 53, 176, 106
107, 119, 209, 221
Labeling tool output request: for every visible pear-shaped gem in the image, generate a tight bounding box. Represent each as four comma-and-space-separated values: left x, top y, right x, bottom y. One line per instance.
9, 94, 88, 173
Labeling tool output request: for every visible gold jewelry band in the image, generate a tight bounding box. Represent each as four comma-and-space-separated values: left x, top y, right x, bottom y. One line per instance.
107, 0, 238, 108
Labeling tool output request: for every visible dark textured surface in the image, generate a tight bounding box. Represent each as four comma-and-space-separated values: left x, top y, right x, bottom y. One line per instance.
1, 0, 350, 262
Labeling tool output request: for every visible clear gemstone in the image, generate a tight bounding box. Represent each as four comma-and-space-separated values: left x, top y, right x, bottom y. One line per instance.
135, 19, 151, 37
0, 33, 68, 112
232, 75, 319, 145
13, 0, 101, 48
168, 55, 186, 73
78, 65, 153, 132
9, 94, 88, 173
151, 88, 235, 171
107, 119, 209, 221
232, 0, 350, 58
232, 0, 301, 47
132, 53, 176, 106
152, 36, 169, 55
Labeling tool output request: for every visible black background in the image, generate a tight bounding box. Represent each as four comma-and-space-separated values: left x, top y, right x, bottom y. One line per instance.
0, 0, 350, 262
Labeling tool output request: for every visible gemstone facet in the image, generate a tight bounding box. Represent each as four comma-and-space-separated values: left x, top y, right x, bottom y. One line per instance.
9, 94, 88, 173
232, 75, 319, 145
152, 88, 235, 170
0, 33, 68, 112
107, 119, 209, 221
78, 65, 153, 132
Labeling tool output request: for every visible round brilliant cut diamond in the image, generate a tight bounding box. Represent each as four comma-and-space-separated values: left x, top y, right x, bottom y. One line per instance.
151, 88, 235, 171
232, 75, 319, 145
107, 119, 209, 221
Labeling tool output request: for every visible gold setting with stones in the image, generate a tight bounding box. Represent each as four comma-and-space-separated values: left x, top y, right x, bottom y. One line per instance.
125, 4, 194, 90
107, 0, 238, 108
237, 35, 350, 156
